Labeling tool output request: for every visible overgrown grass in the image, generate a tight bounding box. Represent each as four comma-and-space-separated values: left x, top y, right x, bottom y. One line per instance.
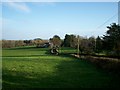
2, 46, 120, 88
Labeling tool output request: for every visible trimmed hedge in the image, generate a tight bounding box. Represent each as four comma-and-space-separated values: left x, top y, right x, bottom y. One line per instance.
72, 54, 120, 74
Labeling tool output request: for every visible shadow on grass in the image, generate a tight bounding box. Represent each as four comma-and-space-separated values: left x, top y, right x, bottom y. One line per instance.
2, 54, 120, 89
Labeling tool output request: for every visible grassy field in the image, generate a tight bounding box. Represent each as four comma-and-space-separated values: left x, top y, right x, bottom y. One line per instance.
2, 47, 120, 88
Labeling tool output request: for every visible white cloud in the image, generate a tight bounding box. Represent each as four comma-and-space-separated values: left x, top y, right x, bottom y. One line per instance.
6, 2, 30, 13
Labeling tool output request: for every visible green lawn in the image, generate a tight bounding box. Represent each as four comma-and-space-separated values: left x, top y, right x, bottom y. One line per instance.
2, 47, 120, 88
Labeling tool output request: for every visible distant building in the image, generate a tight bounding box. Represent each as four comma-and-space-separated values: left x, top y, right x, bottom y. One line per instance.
36, 42, 50, 48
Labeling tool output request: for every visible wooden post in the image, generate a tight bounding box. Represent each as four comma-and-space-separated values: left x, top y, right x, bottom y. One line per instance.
95, 38, 96, 51
77, 35, 80, 57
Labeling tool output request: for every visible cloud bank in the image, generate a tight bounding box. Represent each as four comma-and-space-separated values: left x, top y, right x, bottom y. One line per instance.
6, 2, 30, 13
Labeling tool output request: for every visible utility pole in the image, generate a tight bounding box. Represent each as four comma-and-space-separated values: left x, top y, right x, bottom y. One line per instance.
77, 35, 80, 57
95, 38, 96, 51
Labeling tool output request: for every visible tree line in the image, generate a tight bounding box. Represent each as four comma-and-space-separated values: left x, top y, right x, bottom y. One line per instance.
49, 23, 120, 56
2, 39, 48, 48
1, 23, 120, 56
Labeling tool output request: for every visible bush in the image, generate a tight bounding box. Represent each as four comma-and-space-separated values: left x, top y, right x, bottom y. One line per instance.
80, 55, 120, 74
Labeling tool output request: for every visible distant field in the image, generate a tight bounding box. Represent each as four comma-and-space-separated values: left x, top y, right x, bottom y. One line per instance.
2, 47, 120, 88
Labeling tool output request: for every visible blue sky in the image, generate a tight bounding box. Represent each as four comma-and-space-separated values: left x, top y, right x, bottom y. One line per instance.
2, 2, 118, 40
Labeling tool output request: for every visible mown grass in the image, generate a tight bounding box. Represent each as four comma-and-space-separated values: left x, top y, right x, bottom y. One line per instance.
2, 47, 120, 88
2, 47, 48, 57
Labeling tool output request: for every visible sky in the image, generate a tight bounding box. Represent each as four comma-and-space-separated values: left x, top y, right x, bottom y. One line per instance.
2, 2, 118, 40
